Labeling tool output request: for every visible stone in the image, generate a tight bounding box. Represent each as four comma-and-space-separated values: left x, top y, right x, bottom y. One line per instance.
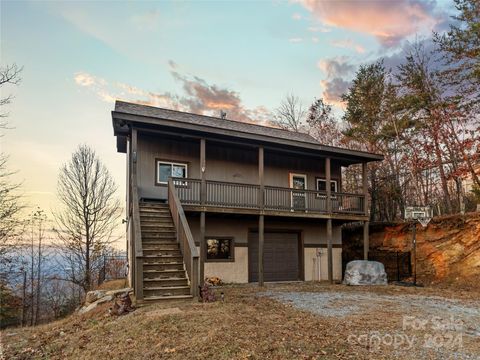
343, 260, 388, 286
85, 290, 106, 304
79, 302, 99, 314
105, 288, 133, 297
96, 295, 114, 304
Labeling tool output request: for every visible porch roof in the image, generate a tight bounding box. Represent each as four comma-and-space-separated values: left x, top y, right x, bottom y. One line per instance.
112, 100, 384, 164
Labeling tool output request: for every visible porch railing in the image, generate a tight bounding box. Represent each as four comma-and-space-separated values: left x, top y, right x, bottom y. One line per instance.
171, 177, 366, 215
168, 178, 199, 297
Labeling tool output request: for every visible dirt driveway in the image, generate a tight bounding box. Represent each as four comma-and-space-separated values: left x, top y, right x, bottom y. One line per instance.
262, 285, 480, 359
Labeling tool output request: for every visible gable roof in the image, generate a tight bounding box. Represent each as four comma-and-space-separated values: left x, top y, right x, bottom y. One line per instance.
115, 101, 320, 144
112, 100, 384, 162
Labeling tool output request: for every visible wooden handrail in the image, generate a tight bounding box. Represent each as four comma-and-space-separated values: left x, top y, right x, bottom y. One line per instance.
168, 178, 199, 297
132, 175, 143, 258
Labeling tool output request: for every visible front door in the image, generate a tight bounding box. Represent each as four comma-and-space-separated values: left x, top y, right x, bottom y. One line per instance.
289, 173, 307, 210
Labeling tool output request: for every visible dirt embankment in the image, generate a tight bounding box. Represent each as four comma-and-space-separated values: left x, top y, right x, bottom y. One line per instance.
344, 212, 480, 287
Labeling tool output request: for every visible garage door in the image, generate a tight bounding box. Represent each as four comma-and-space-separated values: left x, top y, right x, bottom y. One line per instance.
248, 232, 299, 282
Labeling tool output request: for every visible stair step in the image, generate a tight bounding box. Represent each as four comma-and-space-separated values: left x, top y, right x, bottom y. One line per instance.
143, 256, 183, 264
144, 278, 189, 287
141, 230, 176, 236
140, 208, 170, 213
143, 250, 181, 258
140, 202, 168, 207
143, 269, 186, 279
143, 263, 184, 271
140, 215, 173, 221
142, 243, 179, 250
144, 286, 191, 297
142, 294, 193, 302
141, 223, 175, 229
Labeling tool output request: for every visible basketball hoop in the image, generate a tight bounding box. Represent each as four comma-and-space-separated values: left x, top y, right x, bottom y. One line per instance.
417, 216, 431, 228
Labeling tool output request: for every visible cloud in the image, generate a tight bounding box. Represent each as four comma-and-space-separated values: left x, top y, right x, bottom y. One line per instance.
317, 57, 355, 105
292, 13, 302, 20
73, 70, 272, 124
331, 39, 365, 54
308, 26, 331, 33
317, 57, 355, 78
289, 38, 303, 43
298, 0, 442, 47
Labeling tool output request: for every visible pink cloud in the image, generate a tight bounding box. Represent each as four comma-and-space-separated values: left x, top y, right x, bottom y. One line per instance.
331, 39, 366, 54
298, 0, 440, 47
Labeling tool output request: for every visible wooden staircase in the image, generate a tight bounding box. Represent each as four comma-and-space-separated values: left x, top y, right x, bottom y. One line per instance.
140, 201, 192, 301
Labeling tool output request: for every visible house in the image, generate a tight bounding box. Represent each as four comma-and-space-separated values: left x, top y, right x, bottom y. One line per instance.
112, 101, 383, 302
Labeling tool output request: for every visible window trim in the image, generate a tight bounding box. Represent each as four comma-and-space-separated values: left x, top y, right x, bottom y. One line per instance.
155, 159, 188, 186
205, 236, 235, 263
315, 177, 338, 197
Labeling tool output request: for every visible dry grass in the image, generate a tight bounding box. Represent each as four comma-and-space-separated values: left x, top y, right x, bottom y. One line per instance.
96, 279, 129, 291
2, 283, 479, 359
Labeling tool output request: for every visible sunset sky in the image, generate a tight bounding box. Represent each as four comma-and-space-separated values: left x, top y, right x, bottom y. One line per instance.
1, 0, 453, 234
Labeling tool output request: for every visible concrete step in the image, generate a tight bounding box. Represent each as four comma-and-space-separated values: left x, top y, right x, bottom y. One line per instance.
143, 262, 184, 271
143, 286, 191, 297
143, 278, 189, 287
143, 269, 186, 279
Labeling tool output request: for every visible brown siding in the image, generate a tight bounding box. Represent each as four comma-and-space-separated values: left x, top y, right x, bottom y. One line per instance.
137, 133, 342, 200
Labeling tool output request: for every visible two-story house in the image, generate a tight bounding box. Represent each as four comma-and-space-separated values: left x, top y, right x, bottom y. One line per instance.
112, 101, 383, 302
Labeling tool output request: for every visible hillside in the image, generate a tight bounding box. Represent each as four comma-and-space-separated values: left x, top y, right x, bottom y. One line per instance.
2, 282, 480, 359
344, 212, 480, 287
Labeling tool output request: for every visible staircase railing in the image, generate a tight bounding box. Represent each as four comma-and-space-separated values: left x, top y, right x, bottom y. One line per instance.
168, 178, 199, 297
132, 174, 144, 300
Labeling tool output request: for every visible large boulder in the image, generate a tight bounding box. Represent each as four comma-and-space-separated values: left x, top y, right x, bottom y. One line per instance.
85, 290, 106, 304
344, 260, 388, 285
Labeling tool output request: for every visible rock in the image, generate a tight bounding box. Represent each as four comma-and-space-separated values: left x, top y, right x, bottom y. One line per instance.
79, 301, 99, 314
85, 290, 106, 304
97, 295, 114, 304
344, 260, 388, 286
105, 288, 133, 297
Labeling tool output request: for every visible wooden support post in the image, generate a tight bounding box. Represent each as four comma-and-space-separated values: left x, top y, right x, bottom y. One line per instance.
258, 146, 265, 286
200, 138, 206, 285
258, 146, 264, 209
363, 221, 369, 260
327, 218, 333, 284
326, 157, 331, 213
200, 211, 205, 285
258, 214, 264, 286
362, 162, 368, 216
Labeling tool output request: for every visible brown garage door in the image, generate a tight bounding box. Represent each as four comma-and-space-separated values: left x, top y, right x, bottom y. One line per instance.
248, 232, 299, 282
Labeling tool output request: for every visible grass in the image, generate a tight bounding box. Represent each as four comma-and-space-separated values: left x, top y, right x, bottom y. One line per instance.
2, 282, 479, 359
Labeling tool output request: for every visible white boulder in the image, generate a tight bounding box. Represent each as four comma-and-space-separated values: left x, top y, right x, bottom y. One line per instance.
344, 260, 388, 286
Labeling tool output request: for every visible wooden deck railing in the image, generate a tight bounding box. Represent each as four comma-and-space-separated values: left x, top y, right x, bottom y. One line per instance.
168, 178, 199, 297
171, 177, 366, 215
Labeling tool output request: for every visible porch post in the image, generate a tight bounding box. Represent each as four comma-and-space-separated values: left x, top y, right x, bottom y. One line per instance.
362, 162, 369, 260
325, 157, 333, 284
200, 138, 206, 285
258, 146, 264, 286
327, 219, 333, 284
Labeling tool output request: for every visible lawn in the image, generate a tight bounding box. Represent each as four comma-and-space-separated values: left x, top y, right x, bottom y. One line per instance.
2, 282, 479, 359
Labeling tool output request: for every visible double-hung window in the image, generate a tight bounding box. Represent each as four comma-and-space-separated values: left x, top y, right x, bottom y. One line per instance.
156, 160, 188, 185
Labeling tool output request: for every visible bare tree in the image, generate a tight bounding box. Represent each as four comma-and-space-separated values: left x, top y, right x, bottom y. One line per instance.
273, 94, 306, 132
1, 63, 23, 128
53, 145, 121, 292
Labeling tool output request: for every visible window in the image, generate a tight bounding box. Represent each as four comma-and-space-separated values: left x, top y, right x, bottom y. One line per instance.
206, 237, 234, 261
156, 160, 187, 184
316, 178, 338, 194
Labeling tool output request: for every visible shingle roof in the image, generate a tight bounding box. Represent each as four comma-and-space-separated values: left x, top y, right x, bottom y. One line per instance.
112, 100, 384, 162
115, 101, 320, 145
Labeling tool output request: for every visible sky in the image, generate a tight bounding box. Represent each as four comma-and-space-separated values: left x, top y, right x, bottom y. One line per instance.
1, 0, 454, 246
